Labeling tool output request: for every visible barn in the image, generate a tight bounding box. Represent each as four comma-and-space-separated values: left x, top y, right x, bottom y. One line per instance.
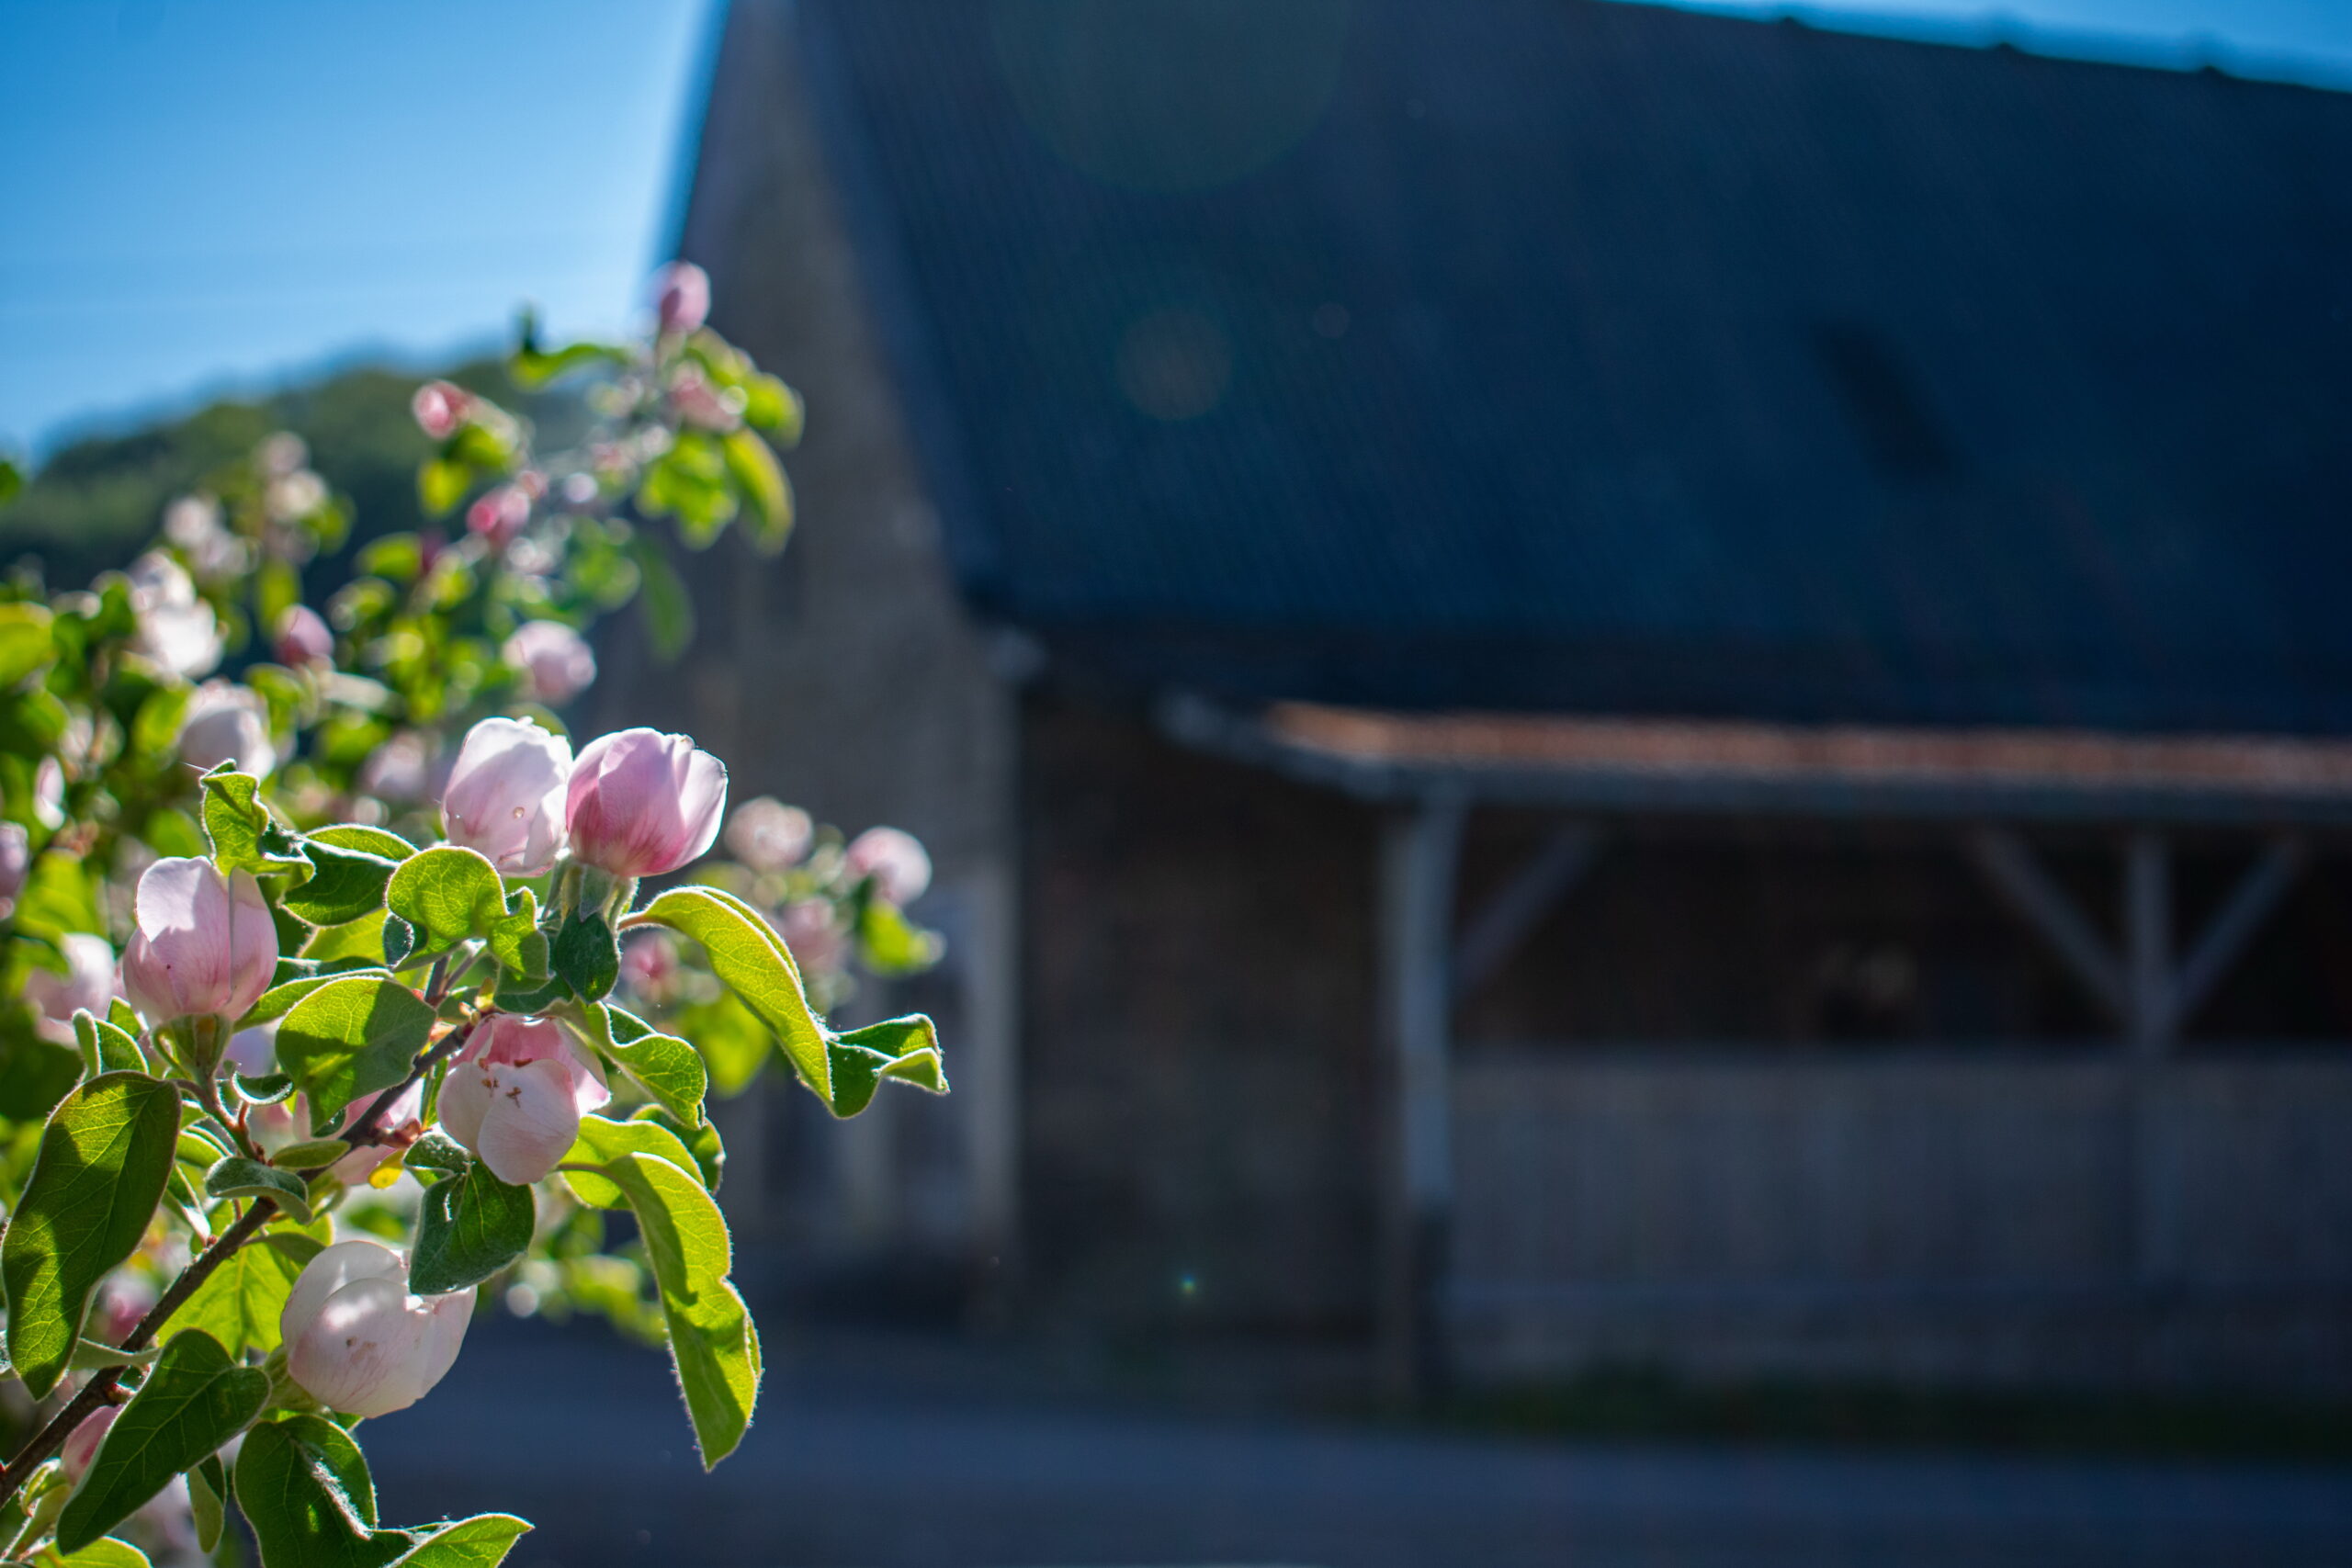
597, 0, 2352, 1395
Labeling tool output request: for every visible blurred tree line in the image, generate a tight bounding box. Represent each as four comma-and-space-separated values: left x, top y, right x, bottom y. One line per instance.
6, 359, 588, 591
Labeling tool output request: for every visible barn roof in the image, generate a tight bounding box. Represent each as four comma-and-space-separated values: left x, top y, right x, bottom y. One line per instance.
791, 0, 2352, 735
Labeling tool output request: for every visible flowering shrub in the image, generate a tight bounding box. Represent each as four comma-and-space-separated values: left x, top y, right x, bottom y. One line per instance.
0, 266, 945, 1566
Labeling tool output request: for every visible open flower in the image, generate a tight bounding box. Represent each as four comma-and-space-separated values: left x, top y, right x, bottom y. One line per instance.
119, 857, 278, 1023
282, 1240, 473, 1418
179, 682, 277, 778
126, 552, 222, 678
565, 728, 727, 878
25, 932, 117, 1044
845, 826, 932, 906
436, 1014, 609, 1185
441, 717, 571, 875
329, 1077, 426, 1186
503, 620, 596, 705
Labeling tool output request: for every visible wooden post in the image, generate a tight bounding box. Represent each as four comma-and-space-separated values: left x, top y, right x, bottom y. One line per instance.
1379, 791, 1465, 1404
2121, 830, 2177, 1289
2124, 830, 2174, 1055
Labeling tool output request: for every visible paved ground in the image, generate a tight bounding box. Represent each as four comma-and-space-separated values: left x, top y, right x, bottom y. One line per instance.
364, 1320, 2352, 1568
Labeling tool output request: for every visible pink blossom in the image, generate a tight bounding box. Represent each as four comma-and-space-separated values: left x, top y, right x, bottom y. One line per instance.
436, 1015, 609, 1185
846, 826, 932, 906
564, 728, 728, 879
503, 620, 596, 705
60, 1407, 117, 1482
119, 857, 278, 1024
0, 824, 27, 919
440, 717, 571, 876
24, 932, 118, 1045
412, 380, 472, 441
780, 898, 846, 977
359, 731, 435, 804
283, 1240, 473, 1418
329, 1077, 425, 1186
179, 682, 277, 778
466, 484, 531, 551
126, 552, 222, 678
653, 261, 710, 335
725, 796, 811, 873
32, 755, 64, 829
668, 367, 742, 432
274, 604, 334, 665
619, 930, 681, 1001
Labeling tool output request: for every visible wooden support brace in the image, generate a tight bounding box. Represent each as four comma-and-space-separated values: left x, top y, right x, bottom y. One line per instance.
1452, 823, 1603, 1002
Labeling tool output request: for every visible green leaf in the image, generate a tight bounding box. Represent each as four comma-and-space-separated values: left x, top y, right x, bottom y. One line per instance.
238, 968, 392, 1031
550, 913, 618, 1003
401, 1129, 470, 1179
676, 990, 770, 1097
385, 846, 504, 955
409, 1157, 534, 1296
419, 457, 469, 518
0, 457, 18, 505
382, 914, 416, 969
486, 888, 546, 982
741, 371, 803, 444
204, 1156, 314, 1224
272, 1138, 357, 1170
72, 1011, 143, 1077
561, 1114, 703, 1210
0, 603, 56, 688
44, 1539, 151, 1567
166, 1229, 324, 1358
57, 1329, 270, 1552
858, 899, 942, 976
130, 685, 190, 761
234, 1071, 297, 1105
275, 977, 435, 1133
627, 534, 694, 662
283, 841, 401, 929
309, 825, 416, 862
2, 1072, 181, 1397
0, 1034, 83, 1121
721, 430, 793, 553
596, 1004, 707, 1126
200, 770, 307, 877
300, 908, 391, 966
629, 885, 831, 1104
596, 1152, 759, 1467
188, 1455, 228, 1554
391, 1516, 533, 1568
826, 1014, 950, 1119
639, 1105, 723, 1193
233, 1416, 412, 1568
107, 997, 141, 1038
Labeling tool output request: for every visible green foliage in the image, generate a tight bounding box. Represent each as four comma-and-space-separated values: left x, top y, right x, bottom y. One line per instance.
629, 886, 831, 1100
591, 1152, 760, 1468
57, 1330, 268, 1552
274, 977, 435, 1131
410, 1155, 534, 1296
164, 1229, 324, 1357
2, 1074, 181, 1397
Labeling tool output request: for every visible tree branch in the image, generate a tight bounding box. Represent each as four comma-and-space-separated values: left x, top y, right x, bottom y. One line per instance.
0, 1015, 481, 1506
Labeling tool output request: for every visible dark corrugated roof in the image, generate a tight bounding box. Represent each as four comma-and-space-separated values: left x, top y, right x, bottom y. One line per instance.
793, 0, 2352, 732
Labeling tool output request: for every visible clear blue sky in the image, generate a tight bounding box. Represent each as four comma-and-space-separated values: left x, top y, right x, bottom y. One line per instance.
5, 0, 2348, 459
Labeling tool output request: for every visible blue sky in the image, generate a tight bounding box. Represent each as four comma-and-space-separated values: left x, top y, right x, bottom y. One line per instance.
5, 0, 2349, 459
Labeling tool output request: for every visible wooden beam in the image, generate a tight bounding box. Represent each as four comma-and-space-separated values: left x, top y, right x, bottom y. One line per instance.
2125, 831, 2173, 1055
1378, 791, 1465, 1404
1452, 823, 1603, 1001
2169, 837, 2308, 1033
1965, 829, 2128, 1023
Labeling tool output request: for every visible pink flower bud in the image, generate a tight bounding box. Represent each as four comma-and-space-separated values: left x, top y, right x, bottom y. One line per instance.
564, 728, 728, 878
668, 367, 742, 432
32, 755, 64, 829
119, 857, 278, 1024
274, 604, 333, 665
60, 1407, 117, 1482
780, 898, 845, 976
724, 796, 811, 873
358, 731, 435, 804
653, 261, 710, 336
502, 620, 596, 706
619, 930, 681, 1000
436, 1015, 609, 1185
282, 1240, 472, 1418
440, 717, 572, 876
466, 485, 531, 551
0, 824, 27, 919
25, 932, 118, 1045
412, 380, 472, 441
845, 826, 931, 906
178, 682, 277, 779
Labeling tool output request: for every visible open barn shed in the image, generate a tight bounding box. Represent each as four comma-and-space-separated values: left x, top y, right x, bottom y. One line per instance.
600, 0, 2352, 1394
